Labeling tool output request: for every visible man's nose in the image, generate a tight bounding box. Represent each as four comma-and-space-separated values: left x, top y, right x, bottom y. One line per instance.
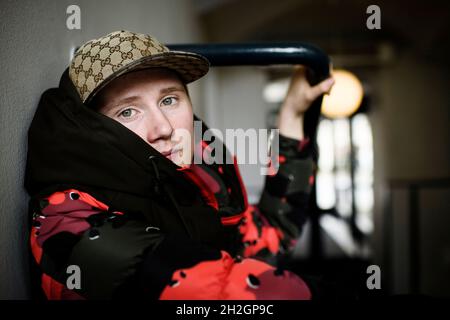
145, 107, 173, 143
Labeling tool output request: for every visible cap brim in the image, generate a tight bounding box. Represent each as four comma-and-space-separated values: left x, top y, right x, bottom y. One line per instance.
85, 51, 209, 104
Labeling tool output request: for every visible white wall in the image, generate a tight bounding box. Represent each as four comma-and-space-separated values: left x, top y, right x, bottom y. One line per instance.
202, 67, 273, 203
0, 0, 203, 299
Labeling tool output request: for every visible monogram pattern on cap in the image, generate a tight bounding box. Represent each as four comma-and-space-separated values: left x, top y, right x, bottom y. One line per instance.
69, 30, 209, 103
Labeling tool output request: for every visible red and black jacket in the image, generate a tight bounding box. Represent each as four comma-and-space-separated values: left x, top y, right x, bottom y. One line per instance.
25, 68, 316, 300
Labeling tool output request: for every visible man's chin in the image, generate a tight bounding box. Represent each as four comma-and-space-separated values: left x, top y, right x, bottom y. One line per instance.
169, 152, 193, 168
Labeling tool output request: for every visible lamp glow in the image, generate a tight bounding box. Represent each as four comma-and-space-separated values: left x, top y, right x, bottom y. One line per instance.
321, 70, 363, 118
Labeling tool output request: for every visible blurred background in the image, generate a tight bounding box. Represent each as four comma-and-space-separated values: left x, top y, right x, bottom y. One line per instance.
1, 0, 449, 299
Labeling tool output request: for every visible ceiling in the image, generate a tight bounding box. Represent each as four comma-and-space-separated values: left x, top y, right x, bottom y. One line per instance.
195, 0, 450, 63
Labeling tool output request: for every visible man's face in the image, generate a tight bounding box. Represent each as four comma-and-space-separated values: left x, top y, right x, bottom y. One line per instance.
93, 68, 194, 167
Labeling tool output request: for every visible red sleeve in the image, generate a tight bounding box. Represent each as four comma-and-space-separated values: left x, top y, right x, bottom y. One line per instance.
31, 188, 116, 265
159, 250, 311, 300
30, 188, 131, 300
237, 205, 284, 258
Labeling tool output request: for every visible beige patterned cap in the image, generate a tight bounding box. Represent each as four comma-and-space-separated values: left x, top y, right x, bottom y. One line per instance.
69, 30, 210, 104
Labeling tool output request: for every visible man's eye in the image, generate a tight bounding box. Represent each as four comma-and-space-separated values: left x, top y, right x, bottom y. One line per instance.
161, 97, 177, 106
118, 108, 135, 118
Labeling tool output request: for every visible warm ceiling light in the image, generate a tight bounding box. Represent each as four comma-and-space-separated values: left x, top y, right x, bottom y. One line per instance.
321, 69, 364, 118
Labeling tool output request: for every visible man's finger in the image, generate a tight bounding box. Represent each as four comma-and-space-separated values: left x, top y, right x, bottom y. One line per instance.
321, 77, 335, 95
308, 77, 335, 101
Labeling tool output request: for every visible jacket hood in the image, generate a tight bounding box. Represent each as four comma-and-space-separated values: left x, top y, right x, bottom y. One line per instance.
24, 68, 247, 249
25, 68, 179, 198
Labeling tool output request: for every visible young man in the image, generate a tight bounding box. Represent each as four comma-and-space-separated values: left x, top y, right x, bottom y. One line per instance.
25, 30, 334, 299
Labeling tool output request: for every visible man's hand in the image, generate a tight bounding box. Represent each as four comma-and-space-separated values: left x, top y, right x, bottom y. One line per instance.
278, 66, 334, 141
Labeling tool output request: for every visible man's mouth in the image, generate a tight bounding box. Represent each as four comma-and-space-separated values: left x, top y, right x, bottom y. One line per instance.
161, 148, 181, 159
160, 149, 173, 157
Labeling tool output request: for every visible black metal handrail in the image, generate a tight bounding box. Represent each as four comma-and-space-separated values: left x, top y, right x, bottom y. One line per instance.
167, 43, 331, 141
